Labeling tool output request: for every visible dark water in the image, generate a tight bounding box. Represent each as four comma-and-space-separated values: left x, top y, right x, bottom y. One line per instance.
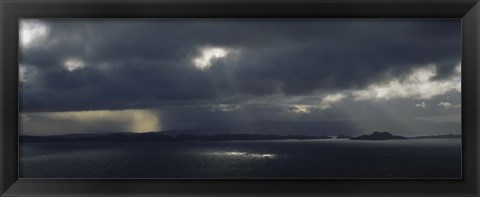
19, 139, 461, 178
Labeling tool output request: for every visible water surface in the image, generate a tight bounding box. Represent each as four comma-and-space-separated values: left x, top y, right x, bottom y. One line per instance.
20, 139, 461, 178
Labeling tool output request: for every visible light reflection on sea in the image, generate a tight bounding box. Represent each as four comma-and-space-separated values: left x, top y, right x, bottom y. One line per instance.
208, 151, 279, 159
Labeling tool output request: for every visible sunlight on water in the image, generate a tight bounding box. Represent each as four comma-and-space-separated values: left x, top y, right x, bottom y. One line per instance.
210, 151, 278, 159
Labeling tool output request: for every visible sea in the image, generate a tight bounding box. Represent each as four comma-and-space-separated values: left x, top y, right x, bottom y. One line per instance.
19, 138, 461, 179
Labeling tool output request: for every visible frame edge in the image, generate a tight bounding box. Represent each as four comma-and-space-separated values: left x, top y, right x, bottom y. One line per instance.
462, 1, 480, 195
1, 0, 480, 196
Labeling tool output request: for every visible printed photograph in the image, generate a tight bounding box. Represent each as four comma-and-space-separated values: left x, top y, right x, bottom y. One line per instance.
19, 19, 461, 178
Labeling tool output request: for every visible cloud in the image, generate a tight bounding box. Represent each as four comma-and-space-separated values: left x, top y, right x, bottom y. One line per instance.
284, 63, 459, 113
210, 104, 242, 112
19, 63, 42, 84
193, 47, 232, 70
438, 102, 460, 109
351, 64, 460, 101
415, 114, 460, 123
20, 20, 50, 49
290, 105, 312, 114
63, 58, 86, 71
416, 101, 427, 108
19, 64, 29, 82
287, 93, 346, 114
19, 19, 460, 112
318, 93, 346, 110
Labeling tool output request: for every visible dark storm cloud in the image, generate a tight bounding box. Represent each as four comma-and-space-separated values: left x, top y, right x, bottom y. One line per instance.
20, 19, 461, 112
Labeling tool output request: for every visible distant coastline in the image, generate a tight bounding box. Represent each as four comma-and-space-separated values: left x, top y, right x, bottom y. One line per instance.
350, 131, 407, 140
19, 131, 461, 143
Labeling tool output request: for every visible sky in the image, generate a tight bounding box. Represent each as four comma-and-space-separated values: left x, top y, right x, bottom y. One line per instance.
19, 19, 461, 136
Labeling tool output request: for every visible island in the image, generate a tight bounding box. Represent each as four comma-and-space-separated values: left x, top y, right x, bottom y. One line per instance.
411, 134, 461, 139
350, 131, 407, 140
336, 135, 353, 139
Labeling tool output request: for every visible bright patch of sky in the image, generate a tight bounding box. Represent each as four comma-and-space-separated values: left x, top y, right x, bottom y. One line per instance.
20, 20, 49, 49
290, 105, 311, 114
211, 104, 242, 112
193, 47, 231, 70
416, 102, 427, 108
352, 64, 460, 101
438, 102, 461, 109
63, 58, 86, 71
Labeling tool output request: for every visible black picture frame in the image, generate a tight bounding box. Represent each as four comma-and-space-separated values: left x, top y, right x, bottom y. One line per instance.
1, 0, 479, 196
